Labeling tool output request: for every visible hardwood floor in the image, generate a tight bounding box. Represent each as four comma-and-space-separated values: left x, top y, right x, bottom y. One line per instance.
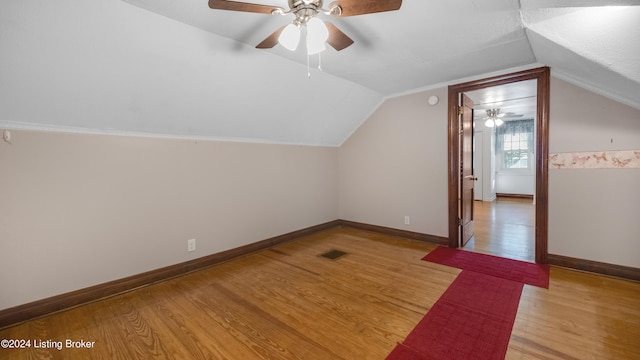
466, 197, 535, 262
1, 227, 639, 359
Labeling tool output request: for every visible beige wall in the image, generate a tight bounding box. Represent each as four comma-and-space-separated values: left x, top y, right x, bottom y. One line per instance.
339, 88, 449, 236
0, 130, 339, 310
548, 77, 640, 268
338, 76, 640, 268
2, 75, 638, 311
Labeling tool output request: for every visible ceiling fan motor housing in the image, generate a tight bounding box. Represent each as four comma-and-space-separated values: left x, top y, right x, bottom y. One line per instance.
287, 0, 338, 24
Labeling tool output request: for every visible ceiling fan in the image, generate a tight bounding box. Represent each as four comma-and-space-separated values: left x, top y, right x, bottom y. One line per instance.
208, 0, 402, 53
481, 108, 523, 127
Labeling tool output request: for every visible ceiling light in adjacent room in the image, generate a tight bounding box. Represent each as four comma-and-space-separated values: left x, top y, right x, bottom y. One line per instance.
484, 108, 504, 128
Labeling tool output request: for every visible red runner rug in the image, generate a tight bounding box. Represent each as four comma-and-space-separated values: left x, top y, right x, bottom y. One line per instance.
387, 248, 550, 360
422, 247, 549, 288
387, 271, 523, 360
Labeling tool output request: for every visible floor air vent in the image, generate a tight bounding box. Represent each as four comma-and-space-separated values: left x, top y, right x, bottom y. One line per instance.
320, 249, 347, 260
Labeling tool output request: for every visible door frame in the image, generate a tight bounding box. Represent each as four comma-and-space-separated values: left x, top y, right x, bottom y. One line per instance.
447, 66, 550, 264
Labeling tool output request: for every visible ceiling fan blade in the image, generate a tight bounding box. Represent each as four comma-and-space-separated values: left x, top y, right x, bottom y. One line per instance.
325, 22, 354, 51
208, 0, 282, 15
256, 25, 286, 49
329, 0, 402, 17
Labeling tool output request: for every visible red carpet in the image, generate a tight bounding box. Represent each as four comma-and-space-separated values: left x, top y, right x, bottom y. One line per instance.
387, 248, 550, 360
386, 343, 433, 360
422, 247, 549, 288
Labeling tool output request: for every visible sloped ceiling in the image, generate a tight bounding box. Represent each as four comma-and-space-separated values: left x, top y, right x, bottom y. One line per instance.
0, 0, 638, 146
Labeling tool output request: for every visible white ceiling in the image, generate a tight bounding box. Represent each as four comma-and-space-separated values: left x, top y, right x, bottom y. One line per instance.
0, 0, 638, 146
467, 79, 537, 123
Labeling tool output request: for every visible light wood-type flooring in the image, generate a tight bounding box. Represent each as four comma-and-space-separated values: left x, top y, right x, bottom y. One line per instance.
466, 197, 536, 263
1, 226, 639, 359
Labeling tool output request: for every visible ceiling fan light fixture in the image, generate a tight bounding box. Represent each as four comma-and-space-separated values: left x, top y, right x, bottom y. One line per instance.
306, 38, 327, 55
484, 108, 504, 127
278, 23, 301, 51
209, 0, 403, 54
486, 108, 499, 118
306, 17, 329, 55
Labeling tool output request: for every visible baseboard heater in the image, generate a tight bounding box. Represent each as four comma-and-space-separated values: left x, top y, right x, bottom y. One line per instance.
496, 193, 534, 199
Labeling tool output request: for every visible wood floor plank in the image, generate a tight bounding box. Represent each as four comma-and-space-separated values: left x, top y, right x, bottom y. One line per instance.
507, 267, 640, 359
1, 226, 638, 359
467, 198, 536, 262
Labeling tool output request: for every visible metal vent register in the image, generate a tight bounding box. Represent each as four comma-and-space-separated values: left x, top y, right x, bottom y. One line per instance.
319, 249, 347, 260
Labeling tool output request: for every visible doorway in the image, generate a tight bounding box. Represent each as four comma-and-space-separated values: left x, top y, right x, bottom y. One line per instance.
447, 67, 550, 264
466, 80, 537, 262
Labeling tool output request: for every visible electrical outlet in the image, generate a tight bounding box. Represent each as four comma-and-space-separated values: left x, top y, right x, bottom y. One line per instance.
404, 216, 410, 225
187, 239, 196, 252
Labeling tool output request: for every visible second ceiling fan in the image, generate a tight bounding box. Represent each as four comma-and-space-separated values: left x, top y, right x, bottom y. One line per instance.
208, 0, 402, 53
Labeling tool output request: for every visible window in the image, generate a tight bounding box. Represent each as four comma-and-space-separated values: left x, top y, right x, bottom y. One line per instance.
496, 119, 534, 170
502, 132, 529, 168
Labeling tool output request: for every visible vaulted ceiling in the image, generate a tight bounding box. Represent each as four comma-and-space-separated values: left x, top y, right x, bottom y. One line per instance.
1, 0, 638, 146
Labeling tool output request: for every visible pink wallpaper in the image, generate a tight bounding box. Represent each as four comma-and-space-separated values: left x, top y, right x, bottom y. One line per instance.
549, 150, 640, 169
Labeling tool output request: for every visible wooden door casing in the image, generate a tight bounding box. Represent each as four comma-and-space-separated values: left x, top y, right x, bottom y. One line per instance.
447, 66, 550, 264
